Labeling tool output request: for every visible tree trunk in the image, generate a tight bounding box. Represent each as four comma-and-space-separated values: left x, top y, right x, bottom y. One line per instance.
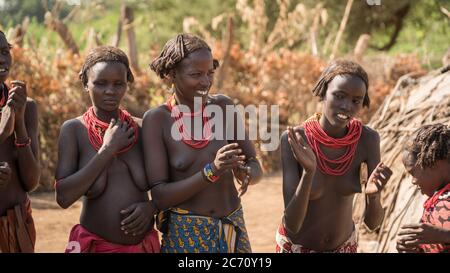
122, 5, 140, 73
44, 12, 79, 55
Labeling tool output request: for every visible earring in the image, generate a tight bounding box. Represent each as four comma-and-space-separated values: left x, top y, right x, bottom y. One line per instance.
169, 83, 175, 94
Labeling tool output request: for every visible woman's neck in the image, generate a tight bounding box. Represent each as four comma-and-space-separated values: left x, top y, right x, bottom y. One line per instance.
93, 106, 119, 123
174, 93, 204, 113
319, 114, 348, 138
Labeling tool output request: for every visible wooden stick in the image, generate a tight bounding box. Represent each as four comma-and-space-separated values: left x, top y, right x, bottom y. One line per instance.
122, 5, 140, 73
329, 0, 354, 60
44, 12, 79, 55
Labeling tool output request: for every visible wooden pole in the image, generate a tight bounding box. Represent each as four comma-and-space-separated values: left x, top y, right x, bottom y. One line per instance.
330, 0, 354, 60
44, 12, 79, 55
216, 17, 234, 91
122, 5, 140, 73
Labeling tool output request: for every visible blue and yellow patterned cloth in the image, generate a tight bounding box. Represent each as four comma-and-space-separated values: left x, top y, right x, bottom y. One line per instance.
160, 206, 251, 253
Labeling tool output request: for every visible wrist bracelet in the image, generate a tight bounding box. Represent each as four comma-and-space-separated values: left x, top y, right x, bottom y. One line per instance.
203, 163, 220, 183
14, 137, 31, 148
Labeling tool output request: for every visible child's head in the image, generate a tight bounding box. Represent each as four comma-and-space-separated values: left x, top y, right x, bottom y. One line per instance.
150, 33, 219, 100
312, 59, 369, 128
402, 123, 450, 196
79, 46, 134, 110
0, 30, 12, 83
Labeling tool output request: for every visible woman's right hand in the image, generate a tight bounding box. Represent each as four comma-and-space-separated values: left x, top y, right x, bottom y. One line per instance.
212, 143, 246, 176
287, 127, 316, 174
100, 119, 135, 154
0, 162, 11, 190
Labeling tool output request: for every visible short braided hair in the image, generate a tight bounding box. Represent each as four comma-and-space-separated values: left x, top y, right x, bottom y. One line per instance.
0, 30, 13, 49
404, 123, 450, 169
79, 46, 134, 87
150, 33, 219, 79
312, 59, 370, 107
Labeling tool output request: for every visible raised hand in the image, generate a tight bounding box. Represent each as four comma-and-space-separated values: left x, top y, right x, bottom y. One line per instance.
365, 162, 392, 195
9, 80, 27, 124
0, 162, 11, 190
234, 164, 251, 197
101, 119, 135, 154
287, 126, 316, 173
212, 143, 245, 176
120, 201, 157, 236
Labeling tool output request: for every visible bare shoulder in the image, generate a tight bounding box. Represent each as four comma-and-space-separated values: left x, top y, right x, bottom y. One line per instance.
24, 98, 37, 115
131, 116, 143, 127
143, 105, 169, 124
61, 117, 84, 135
361, 125, 380, 144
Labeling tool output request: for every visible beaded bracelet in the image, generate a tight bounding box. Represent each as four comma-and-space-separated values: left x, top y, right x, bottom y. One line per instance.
14, 137, 31, 148
203, 163, 220, 183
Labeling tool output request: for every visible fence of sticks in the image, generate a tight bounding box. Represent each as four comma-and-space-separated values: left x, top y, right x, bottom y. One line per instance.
353, 67, 450, 252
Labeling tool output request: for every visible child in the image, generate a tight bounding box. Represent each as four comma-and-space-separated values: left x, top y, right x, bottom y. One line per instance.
397, 123, 450, 253
55, 46, 159, 253
277, 59, 392, 253
0, 30, 40, 253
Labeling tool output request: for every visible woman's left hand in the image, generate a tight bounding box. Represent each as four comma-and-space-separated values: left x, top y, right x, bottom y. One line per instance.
234, 164, 251, 197
365, 162, 392, 195
120, 201, 157, 236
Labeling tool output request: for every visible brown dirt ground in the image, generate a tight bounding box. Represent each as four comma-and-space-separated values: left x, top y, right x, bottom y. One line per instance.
30, 173, 284, 253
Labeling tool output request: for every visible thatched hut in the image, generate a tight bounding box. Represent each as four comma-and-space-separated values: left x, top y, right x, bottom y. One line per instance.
353, 68, 450, 253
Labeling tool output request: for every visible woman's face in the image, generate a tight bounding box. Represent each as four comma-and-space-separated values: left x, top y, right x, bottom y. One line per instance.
86, 61, 128, 112
322, 74, 366, 129
0, 34, 12, 83
171, 48, 215, 103
402, 150, 442, 196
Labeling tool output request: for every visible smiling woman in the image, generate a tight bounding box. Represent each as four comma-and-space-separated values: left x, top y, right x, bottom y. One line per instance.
144, 33, 263, 253
0, 30, 40, 253
277, 59, 393, 253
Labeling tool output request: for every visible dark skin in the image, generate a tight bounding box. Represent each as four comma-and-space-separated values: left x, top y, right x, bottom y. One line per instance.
55, 62, 156, 245
0, 33, 40, 215
143, 48, 263, 217
282, 74, 393, 251
396, 152, 450, 253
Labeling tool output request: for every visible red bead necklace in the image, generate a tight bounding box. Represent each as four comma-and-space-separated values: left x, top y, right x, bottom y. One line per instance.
304, 113, 362, 176
0, 84, 7, 115
82, 106, 138, 154
423, 183, 450, 211
166, 95, 212, 149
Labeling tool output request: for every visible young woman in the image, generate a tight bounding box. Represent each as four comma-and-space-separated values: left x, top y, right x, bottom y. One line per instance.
277, 59, 393, 253
144, 33, 263, 253
0, 30, 40, 253
397, 123, 450, 253
55, 46, 159, 253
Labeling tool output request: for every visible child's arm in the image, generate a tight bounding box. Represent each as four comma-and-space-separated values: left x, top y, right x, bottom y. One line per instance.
398, 223, 450, 247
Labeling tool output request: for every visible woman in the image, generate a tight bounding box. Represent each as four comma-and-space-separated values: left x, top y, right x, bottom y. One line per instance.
0, 30, 40, 253
276, 59, 393, 253
55, 46, 159, 253
144, 33, 263, 253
